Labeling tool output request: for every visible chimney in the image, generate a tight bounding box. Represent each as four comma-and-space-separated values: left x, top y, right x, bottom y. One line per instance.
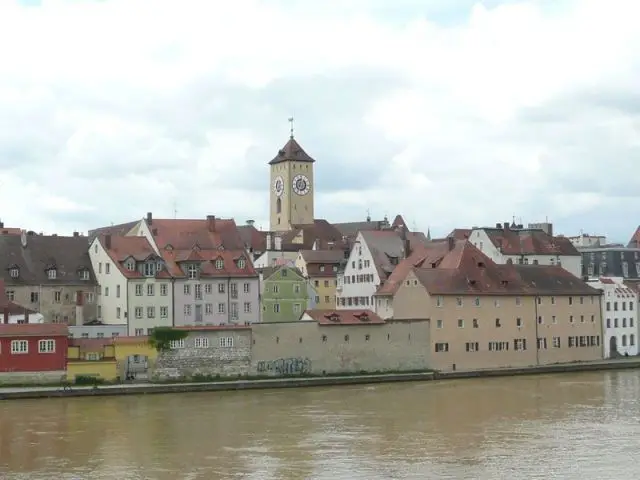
206, 215, 216, 232
503, 222, 510, 230
24, 308, 29, 324
73, 231, 79, 237
3, 307, 9, 324
495, 223, 501, 228
448, 236, 455, 251
246, 220, 255, 227
104, 234, 112, 250
0, 220, 4, 228
399, 226, 410, 258
76, 290, 84, 326
266, 232, 272, 250
146, 212, 153, 225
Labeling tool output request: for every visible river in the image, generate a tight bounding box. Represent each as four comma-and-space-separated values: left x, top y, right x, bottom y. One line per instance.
1, 370, 639, 479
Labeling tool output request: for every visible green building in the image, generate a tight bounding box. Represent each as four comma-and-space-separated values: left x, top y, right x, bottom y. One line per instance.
260, 266, 316, 323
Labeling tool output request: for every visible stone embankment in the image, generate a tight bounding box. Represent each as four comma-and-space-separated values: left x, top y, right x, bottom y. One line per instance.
2, 358, 640, 401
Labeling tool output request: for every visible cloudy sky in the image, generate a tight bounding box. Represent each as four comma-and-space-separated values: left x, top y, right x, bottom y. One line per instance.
0, 0, 638, 242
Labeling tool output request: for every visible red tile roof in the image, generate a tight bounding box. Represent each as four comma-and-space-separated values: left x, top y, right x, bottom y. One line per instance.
361, 230, 430, 281
0, 324, 68, 337
69, 338, 113, 353
102, 235, 165, 279
447, 228, 472, 240
628, 227, 640, 248
304, 309, 385, 325
480, 227, 580, 256
237, 225, 267, 252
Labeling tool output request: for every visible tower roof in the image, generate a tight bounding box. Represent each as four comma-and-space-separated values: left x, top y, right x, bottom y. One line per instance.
269, 138, 316, 165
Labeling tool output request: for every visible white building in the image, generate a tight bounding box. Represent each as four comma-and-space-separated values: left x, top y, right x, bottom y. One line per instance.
1, 303, 44, 324
588, 277, 638, 357
567, 233, 607, 249
89, 234, 174, 336
469, 223, 582, 278
336, 229, 425, 311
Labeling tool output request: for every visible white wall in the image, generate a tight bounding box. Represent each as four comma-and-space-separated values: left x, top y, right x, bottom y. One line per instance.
336, 232, 381, 311
127, 278, 174, 336
5, 312, 44, 324
89, 238, 128, 326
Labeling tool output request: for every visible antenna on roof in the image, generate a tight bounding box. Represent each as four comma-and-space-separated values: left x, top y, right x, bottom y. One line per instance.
288, 116, 295, 139
366, 209, 371, 222
173, 200, 178, 219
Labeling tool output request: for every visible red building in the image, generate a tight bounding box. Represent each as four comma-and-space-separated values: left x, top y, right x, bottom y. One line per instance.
0, 324, 69, 375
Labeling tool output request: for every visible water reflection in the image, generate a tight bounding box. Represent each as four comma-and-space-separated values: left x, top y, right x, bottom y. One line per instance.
0, 371, 638, 479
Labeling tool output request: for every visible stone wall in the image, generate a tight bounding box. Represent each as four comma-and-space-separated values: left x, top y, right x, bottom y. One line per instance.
0, 370, 66, 386
151, 329, 252, 381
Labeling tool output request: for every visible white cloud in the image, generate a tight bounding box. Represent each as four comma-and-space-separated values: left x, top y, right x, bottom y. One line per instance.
0, 0, 639, 241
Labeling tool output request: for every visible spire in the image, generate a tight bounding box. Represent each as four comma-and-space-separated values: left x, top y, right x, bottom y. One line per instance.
288, 116, 294, 139
269, 119, 316, 165
426, 227, 431, 241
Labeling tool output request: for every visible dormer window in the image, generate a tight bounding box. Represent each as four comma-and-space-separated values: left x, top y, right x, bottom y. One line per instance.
126, 261, 135, 271
357, 313, 370, 322
187, 264, 198, 279
9, 267, 19, 279
79, 269, 90, 281
332, 265, 337, 272
236, 257, 246, 269
47, 268, 57, 280
320, 265, 325, 272
215, 258, 224, 270
143, 262, 156, 277
327, 313, 340, 322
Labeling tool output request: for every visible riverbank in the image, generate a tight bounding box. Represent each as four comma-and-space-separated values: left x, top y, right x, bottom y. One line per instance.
2, 358, 640, 400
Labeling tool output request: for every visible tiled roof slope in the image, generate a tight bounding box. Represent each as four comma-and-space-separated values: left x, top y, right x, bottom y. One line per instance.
480, 227, 580, 256
0, 234, 96, 286
269, 138, 315, 165
362, 230, 430, 281
88, 221, 138, 242
304, 309, 385, 325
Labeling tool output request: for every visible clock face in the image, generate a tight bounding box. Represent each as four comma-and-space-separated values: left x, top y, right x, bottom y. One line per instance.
273, 176, 284, 197
292, 174, 311, 196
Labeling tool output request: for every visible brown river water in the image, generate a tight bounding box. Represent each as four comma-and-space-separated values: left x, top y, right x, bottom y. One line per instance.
1, 371, 640, 479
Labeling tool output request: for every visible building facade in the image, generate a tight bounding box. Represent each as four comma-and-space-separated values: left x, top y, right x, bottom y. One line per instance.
469, 223, 583, 278
260, 266, 311, 322
580, 246, 640, 279
269, 134, 316, 231
295, 250, 343, 309
0, 232, 98, 324
587, 277, 638, 357
376, 239, 603, 372
0, 323, 69, 384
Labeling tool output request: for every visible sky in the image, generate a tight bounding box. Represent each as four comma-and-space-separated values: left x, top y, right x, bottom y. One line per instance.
0, 0, 639, 243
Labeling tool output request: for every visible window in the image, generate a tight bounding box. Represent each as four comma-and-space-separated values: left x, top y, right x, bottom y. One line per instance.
457, 319, 464, 328
116, 285, 121, 298
551, 296, 556, 305
515, 296, 522, 306
569, 315, 574, 324
461, 341, 478, 352
135, 284, 143, 296
147, 284, 155, 296
215, 259, 224, 270
514, 338, 527, 351
322, 335, 327, 342
472, 318, 478, 328
135, 307, 143, 319
516, 317, 522, 327
105, 263, 110, 274
344, 334, 350, 342
134, 328, 144, 336
218, 283, 225, 294
436, 320, 443, 328
294, 284, 301, 294
54, 291, 61, 303
273, 303, 280, 313
195, 337, 209, 348
47, 268, 57, 280
591, 315, 595, 323
205, 303, 213, 314
218, 303, 226, 314
579, 296, 584, 305
538, 316, 544, 324
219, 337, 234, 348
160, 284, 168, 296
194, 284, 202, 300
606, 302, 611, 311
243, 282, 250, 294
188, 264, 198, 279
237, 258, 246, 269
147, 307, 155, 318
631, 334, 636, 346
184, 304, 192, 316
160, 306, 168, 318
230, 302, 239, 320
272, 284, 280, 294
116, 307, 121, 319
436, 296, 444, 307
456, 297, 463, 307
11, 340, 28, 354
243, 302, 251, 313
537, 337, 547, 350
495, 318, 501, 327
38, 339, 55, 353
494, 299, 500, 307
105, 287, 110, 297
552, 315, 557, 324
170, 339, 185, 349
183, 284, 191, 295
6, 290, 15, 301
30, 292, 39, 303
79, 269, 89, 280
552, 336, 561, 348
435, 343, 449, 352
143, 262, 156, 277
474, 297, 480, 306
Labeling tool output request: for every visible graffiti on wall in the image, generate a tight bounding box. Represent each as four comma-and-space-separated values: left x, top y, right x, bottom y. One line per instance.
257, 357, 311, 375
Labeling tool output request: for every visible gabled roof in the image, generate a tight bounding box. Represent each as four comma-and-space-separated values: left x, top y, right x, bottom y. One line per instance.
382, 239, 599, 297
100, 235, 167, 279
149, 217, 245, 251
299, 250, 344, 264
88, 221, 138, 242
447, 228, 472, 240
269, 137, 315, 165
261, 265, 304, 281
280, 220, 346, 251
360, 230, 430, 281
303, 309, 385, 325
478, 227, 580, 256
0, 233, 96, 286
0, 323, 68, 337
237, 225, 267, 252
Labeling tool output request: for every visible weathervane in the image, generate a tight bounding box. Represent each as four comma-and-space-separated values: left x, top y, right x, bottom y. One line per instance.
288, 116, 294, 139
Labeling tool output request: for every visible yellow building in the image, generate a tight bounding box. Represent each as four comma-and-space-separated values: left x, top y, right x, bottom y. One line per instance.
296, 250, 344, 309
112, 336, 158, 381
67, 339, 118, 382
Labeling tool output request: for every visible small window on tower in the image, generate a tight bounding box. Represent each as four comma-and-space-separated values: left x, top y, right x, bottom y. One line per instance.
276, 198, 282, 214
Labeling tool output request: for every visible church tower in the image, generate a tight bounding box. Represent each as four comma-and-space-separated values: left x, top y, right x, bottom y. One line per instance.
269, 120, 315, 231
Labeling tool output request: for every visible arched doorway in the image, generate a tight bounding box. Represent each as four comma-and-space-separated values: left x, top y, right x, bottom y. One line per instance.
124, 354, 149, 382
609, 336, 618, 358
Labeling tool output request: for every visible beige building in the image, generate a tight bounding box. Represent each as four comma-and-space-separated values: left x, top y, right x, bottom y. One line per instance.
295, 250, 344, 309
376, 238, 604, 372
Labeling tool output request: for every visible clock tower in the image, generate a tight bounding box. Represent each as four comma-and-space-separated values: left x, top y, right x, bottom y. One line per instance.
269, 123, 315, 232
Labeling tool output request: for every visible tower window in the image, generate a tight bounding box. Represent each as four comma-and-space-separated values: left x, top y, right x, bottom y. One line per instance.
276, 198, 282, 214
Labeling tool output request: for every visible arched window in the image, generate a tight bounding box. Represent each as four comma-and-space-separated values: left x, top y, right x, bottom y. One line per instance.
276, 198, 282, 214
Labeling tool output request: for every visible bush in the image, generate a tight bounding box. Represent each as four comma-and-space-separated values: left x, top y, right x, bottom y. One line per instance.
74, 375, 105, 385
